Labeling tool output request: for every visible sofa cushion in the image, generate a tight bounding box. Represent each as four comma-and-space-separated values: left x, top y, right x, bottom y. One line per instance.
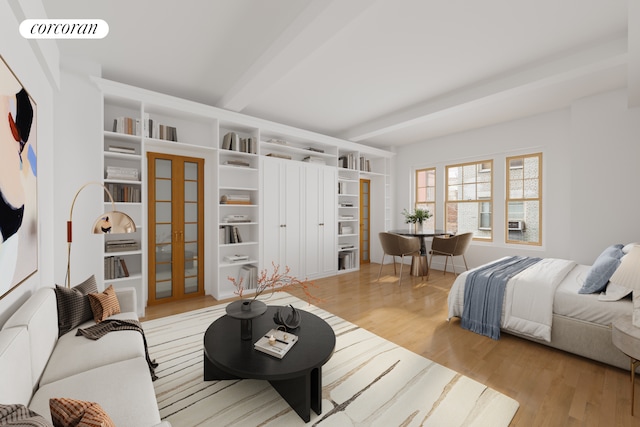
0, 404, 52, 426
88, 286, 120, 323
29, 358, 162, 427
2, 288, 58, 390
39, 312, 143, 387
49, 398, 115, 427
0, 328, 33, 406
54, 276, 98, 337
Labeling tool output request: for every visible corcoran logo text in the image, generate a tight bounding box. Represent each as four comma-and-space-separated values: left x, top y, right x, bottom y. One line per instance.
20, 19, 109, 39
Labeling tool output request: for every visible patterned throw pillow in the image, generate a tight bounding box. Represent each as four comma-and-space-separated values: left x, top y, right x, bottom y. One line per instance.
87, 285, 121, 323
49, 398, 115, 427
0, 404, 52, 426
54, 275, 98, 337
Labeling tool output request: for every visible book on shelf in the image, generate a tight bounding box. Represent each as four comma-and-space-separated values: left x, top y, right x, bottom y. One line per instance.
221, 132, 257, 154
302, 156, 326, 164
265, 153, 292, 160
220, 194, 251, 205
338, 251, 356, 270
223, 254, 249, 263
239, 264, 258, 290
254, 328, 298, 359
104, 183, 141, 203
359, 156, 371, 172
224, 159, 251, 167
113, 117, 140, 136
221, 225, 243, 244
105, 239, 140, 252
306, 147, 325, 153
339, 153, 357, 170
106, 166, 139, 181
108, 145, 136, 154
104, 256, 130, 279
224, 214, 250, 223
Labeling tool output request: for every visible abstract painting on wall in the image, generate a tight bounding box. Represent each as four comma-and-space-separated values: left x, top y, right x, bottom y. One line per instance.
0, 55, 37, 299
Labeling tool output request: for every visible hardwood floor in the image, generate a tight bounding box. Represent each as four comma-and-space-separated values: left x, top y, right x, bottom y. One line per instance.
142, 263, 637, 426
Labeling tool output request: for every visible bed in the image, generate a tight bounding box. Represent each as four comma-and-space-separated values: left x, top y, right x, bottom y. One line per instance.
447, 245, 636, 370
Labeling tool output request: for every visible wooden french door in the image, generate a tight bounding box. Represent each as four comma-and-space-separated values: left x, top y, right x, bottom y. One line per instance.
147, 152, 204, 305
360, 179, 370, 264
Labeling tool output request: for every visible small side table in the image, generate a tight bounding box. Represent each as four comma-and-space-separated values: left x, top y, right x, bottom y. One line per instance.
612, 314, 640, 416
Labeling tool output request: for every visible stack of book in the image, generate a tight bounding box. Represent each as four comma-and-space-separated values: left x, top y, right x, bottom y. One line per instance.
113, 117, 140, 135
302, 156, 325, 164
106, 166, 139, 181
338, 251, 356, 270
104, 256, 130, 279
339, 153, 357, 169
220, 225, 243, 244
359, 156, 371, 172
238, 264, 258, 290
105, 239, 139, 253
220, 194, 251, 205
254, 328, 298, 359
108, 145, 136, 154
224, 214, 250, 223
223, 159, 251, 167
104, 183, 141, 203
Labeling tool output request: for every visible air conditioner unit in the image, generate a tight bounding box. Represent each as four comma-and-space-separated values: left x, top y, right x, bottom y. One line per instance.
508, 220, 524, 231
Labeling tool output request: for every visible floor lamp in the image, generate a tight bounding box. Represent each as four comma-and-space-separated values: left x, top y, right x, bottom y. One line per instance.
66, 181, 136, 288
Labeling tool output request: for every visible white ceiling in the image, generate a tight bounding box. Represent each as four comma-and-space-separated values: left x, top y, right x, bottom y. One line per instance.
43, 0, 633, 149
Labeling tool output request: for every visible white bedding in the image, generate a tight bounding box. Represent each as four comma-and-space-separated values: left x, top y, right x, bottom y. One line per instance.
448, 258, 575, 342
448, 258, 634, 342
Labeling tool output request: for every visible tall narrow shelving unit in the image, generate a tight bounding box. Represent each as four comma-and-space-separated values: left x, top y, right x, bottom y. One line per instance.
337, 150, 360, 272
101, 94, 145, 315
216, 122, 260, 299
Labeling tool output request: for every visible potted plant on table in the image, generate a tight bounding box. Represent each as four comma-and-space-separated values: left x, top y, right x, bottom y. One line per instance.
401, 208, 432, 232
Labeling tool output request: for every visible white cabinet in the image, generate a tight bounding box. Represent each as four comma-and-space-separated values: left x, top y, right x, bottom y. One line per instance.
304, 164, 337, 278
261, 157, 304, 279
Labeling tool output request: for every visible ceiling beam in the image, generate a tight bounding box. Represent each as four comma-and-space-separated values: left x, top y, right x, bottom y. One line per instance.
342, 37, 628, 142
628, 0, 640, 107
218, 0, 376, 112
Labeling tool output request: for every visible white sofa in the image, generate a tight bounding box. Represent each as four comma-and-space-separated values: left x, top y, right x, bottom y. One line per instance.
0, 286, 169, 427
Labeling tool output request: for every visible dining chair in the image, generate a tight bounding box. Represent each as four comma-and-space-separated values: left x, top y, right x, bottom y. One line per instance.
428, 232, 473, 276
377, 232, 421, 284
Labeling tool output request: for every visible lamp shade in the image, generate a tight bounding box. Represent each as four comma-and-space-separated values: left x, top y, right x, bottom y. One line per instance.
610, 246, 640, 290
91, 211, 136, 235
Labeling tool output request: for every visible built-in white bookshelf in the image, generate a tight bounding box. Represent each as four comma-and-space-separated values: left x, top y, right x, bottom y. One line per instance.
96, 77, 394, 304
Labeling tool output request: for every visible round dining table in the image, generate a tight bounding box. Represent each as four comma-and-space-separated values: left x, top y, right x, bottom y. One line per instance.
388, 228, 452, 276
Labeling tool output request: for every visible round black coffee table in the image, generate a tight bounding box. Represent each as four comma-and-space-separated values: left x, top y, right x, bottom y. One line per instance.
203, 305, 335, 422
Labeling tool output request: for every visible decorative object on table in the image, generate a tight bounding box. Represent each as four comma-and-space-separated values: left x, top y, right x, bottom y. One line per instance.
273, 304, 302, 330
254, 327, 299, 359
66, 181, 136, 288
225, 299, 268, 340
401, 208, 432, 232
609, 245, 640, 327
226, 263, 319, 339
0, 55, 37, 299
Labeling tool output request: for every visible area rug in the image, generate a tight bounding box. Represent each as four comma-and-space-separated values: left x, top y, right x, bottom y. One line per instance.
142, 293, 519, 426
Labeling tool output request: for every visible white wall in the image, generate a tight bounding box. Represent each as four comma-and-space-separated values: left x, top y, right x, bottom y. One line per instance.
53, 61, 104, 290
0, 0, 57, 326
394, 88, 640, 268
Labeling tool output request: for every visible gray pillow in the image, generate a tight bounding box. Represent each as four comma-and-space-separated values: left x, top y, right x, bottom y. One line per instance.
0, 404, 52, 426
54, 275, 98, 336
579, 244, 624, 294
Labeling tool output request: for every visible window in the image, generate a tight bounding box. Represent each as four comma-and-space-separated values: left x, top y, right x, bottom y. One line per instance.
445, 160, 493, 240
415, 168, 435, 229
506, 153, 542, 245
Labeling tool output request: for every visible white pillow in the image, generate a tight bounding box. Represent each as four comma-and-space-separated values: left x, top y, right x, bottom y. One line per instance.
623, 243, 640, 254
598, 282, 633, 301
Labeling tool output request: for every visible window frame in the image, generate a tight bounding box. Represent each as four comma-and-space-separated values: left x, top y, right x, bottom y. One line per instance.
415, 167, 436, 227
445, 159, 493, 241
505, 152, 542, 246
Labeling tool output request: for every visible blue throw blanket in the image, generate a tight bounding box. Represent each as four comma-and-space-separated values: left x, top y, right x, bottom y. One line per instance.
461, 256, 541, 340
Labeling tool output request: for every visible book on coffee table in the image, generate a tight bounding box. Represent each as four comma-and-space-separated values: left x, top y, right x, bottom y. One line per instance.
254, 328, 298, 359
